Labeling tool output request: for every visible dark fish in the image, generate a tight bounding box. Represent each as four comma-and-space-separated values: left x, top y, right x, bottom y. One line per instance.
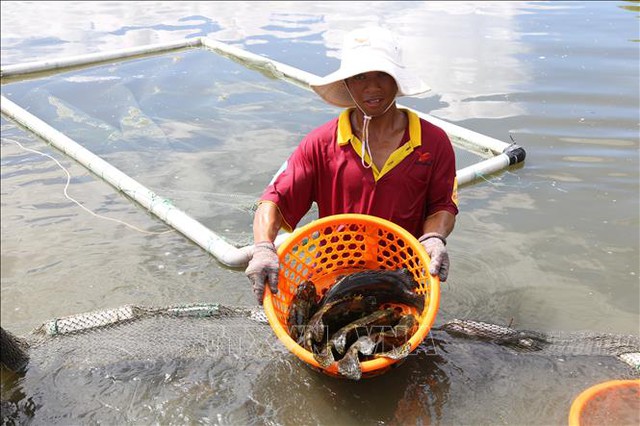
326, 268, 418, 297
313, 303, 392, 367
310, 295, 379, 368
330, 308, 403, 355
320, 269, 424, 313
373, 342, 412, 360
337, 335, 377, 380
370, 314, 418, 352
313, 340, 336, 368
287, 281, 318, 343
303, 294, 379, 352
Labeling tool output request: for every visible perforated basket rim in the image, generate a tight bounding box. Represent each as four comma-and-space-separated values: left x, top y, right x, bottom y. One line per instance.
263, 213, 440, 377
568, 379, 640, 426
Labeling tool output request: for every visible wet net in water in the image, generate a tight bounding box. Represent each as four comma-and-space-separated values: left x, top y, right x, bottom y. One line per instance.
2, 303, 639, 425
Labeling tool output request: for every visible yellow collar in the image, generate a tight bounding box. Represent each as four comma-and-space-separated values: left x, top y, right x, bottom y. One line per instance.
337, 108, 422, 180
337, 108, 421, 148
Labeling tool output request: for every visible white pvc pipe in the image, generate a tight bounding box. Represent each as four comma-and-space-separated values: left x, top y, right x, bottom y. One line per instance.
199, 38, 319, 90
1, 95, 254, 268
402, 108, 511, 154
1, 36, 515, 156
199, 37, 512, 155
1, 37, 525, 266
1, 39, 202, 77
456, 153, 511, 185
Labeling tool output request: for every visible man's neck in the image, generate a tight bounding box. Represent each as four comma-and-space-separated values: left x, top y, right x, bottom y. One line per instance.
352, 106, 406, 143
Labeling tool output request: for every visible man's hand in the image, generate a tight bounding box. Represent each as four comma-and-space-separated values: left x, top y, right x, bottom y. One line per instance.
419, 233, 450, 282
245, 241, 280, 305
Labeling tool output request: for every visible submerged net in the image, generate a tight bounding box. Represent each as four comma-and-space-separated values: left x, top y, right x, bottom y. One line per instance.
9, 303, 638, 367
1, 303, 639, 425
19, 304, 277, 375
1, 304, 283, 425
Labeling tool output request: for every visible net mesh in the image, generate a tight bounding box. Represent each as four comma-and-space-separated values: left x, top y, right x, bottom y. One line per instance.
24, 304, 273, 368
11, 305, 639, 367
1, 304, 283, 425
2, 304, 639, 425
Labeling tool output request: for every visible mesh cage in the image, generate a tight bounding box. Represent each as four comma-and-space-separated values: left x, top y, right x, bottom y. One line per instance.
2, 305, 638, 424
0, 304, 287, 425
263, 213, 440, 379
21, 304, 273, 367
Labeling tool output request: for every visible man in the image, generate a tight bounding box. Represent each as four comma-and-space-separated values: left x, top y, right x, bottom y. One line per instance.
246, 27, 458, 304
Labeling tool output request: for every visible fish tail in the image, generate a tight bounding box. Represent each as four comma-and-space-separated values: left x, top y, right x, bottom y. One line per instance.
314, 344, 335, 368
337, 351, 362, 380
374, 342, 411, 360
332, 334, 347, 355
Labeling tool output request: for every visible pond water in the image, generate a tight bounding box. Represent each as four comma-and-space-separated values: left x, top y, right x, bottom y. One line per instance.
1, 1, 638, 425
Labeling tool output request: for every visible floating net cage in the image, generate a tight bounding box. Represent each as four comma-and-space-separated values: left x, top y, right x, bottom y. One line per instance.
1, 302, 639, 424
3, 35, 638, 423
1, 36, 525, 268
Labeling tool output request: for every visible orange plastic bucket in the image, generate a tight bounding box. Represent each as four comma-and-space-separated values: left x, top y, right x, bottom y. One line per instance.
263, 213, 440, 379
568, 379, 640, 426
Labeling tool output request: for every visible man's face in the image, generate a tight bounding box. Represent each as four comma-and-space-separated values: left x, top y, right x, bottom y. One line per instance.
345, 71, 398, 116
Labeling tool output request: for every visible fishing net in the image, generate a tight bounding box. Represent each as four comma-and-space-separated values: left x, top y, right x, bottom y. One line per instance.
0, 38, 633, 425
2, 303, 639, 425
1, 304, 281, 425
16, 304, 274, 371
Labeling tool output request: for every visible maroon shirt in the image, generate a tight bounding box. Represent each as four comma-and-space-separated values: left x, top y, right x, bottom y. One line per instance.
260, 109, 458, 238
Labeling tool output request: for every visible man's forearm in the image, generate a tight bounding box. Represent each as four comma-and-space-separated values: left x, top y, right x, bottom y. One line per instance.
422, 211, 456, 238
253, 201, 283, 243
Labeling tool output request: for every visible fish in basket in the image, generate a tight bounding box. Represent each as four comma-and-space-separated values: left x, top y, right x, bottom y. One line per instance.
263, 214, 440, 380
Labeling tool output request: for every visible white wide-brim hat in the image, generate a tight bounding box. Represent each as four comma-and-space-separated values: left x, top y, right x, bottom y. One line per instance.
310, 27, 431, 108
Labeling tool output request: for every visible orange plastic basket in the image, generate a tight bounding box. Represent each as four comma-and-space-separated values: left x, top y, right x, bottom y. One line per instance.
568, 379, 640, 426
263, 213, 440, 379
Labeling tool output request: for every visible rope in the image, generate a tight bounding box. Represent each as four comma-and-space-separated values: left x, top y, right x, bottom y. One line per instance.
2, 139, 175, 236
470, 168, 569, 193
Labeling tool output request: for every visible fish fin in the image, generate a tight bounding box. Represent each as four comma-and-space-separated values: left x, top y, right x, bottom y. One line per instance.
374, 342, 412, 360
313, 344, 335, 368
337, 348, 362, 380
331, 333, 348, 355
310, 321, 326, 342
355, 336, 376, 356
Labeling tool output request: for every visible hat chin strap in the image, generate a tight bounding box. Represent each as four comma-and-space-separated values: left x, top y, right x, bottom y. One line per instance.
344, 82, 395, 169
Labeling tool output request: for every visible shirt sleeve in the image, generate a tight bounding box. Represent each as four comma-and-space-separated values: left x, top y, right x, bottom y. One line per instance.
259, 137, 316, 232
425, 124, 459, 217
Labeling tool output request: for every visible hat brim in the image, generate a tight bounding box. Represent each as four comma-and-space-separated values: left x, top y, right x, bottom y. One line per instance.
309, 55, 431, 108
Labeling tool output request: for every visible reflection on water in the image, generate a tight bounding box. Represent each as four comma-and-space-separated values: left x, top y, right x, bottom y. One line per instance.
1, 1, 639, 424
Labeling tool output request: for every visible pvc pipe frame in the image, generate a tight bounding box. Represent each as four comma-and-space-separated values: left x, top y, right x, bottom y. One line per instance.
1, 95, 257, 267
1, 37, 525, 268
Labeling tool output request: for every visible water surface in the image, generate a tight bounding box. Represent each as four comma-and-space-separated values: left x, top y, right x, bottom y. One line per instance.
1, 1, 638, 425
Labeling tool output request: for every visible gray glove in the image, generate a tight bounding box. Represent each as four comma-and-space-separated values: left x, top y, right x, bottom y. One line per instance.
419, 233, 450, 282
245, 241, 280, 304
